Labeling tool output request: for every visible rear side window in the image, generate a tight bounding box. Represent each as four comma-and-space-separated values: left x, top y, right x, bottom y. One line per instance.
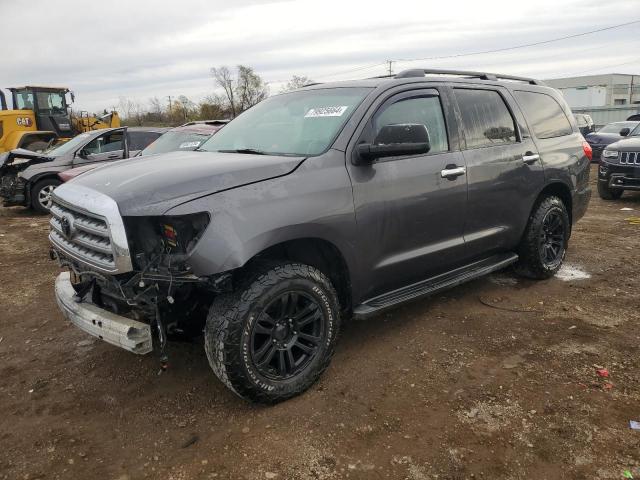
514, 91, 573, 139
454, 89, 516, 148
129, 131, 162, 150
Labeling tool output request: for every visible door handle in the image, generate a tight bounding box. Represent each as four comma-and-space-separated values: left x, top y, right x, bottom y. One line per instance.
522, 152, 540, 165
107, 154, 120, 159
441, 166, 466, 179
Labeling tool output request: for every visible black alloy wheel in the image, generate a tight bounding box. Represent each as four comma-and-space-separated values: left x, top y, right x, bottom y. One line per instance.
250, 291, 325, 380
539, 210, 566, 269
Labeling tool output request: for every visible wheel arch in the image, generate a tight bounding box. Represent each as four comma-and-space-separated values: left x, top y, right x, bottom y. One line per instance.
15, 131, 57, 150
241, 237, 353, 314
534, 181, 573, 224
25, 173, 63, 207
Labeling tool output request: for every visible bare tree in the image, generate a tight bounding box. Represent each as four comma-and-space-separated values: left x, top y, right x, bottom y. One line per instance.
132, 100, 146, 126
236, 65, 269, 113
211, 66, 237, 117
118, 96, 136, 120
280, 75, 313, 93
148, 96, 164, 122
200, 94, 230, 120
211, 65, 269, 117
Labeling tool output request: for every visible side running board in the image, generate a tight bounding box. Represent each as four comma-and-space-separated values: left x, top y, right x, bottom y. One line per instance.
353, 252, 518, 319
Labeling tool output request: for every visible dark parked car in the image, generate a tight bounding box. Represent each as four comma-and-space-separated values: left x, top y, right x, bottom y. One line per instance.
0, 127, 167, 213
58, 120, 228, 182
574, 113, 595, 136
49, 69, 591, 403
597, 123, 640, 199
585, 121, 640, 161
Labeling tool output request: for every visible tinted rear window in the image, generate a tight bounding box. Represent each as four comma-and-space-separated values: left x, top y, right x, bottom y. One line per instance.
454, 89, 516, 149
129, 131, 162, 150
514, 91, 573, 139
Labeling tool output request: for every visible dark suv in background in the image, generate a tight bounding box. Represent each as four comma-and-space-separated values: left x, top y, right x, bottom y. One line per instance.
597, 123, 640, 199
49, 69, 591, 403
585, 121, 640, 161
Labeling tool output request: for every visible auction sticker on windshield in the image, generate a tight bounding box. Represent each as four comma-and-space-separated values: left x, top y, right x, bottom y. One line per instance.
305, 106, 348, 118
179, 141, 202, 149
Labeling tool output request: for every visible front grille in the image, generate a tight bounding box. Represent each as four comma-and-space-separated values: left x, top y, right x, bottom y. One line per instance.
620, 151, 640, 165
49, 199, 117, 272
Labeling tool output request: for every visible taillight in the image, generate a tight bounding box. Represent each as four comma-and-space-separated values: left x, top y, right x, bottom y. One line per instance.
582, 141, 592, 162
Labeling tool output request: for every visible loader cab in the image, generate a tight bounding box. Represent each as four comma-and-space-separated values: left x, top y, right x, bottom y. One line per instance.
8, 86, 75, 137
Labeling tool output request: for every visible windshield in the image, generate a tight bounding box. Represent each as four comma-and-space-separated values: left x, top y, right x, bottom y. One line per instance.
598, 122, 639, 134
200, 87, 372, 156
44, 133, 93, 157
142, 131, 212, 155
35, 91, 66, 114
631, 123, 640, 136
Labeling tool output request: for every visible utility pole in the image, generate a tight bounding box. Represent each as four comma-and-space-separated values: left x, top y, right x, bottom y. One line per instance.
386, 60, 394, 76
167, 96, 172, 117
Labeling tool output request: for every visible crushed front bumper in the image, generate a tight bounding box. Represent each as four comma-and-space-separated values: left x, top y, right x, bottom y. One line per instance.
0, 173, 27, 206
55, 272, 153, 354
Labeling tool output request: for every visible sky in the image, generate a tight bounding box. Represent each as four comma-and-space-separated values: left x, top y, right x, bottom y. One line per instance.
1, 0, 639, 114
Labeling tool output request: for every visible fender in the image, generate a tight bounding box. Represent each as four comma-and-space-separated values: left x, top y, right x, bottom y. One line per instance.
163, 150, 363, 297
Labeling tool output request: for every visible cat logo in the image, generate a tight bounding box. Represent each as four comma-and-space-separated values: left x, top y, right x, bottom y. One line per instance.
16, 117, 33, 127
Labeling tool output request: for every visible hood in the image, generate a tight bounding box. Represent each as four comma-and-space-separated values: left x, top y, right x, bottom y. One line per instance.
585, 132, 623, 145
65, 150, 305, 215
0, 148, 53, 172
605, 137, 640, 152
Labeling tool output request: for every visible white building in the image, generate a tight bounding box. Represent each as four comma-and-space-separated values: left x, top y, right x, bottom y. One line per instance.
544, 74, 640, 108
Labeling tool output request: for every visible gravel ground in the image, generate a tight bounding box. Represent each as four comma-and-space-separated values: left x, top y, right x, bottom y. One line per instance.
0, 164, 638, 480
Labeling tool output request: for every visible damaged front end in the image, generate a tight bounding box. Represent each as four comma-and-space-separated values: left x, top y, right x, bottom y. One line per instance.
50, 186, 231, 365
0, 149, 53, 206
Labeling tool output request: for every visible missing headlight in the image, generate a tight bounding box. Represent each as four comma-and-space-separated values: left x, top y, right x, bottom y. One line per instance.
124, 212, 210, 268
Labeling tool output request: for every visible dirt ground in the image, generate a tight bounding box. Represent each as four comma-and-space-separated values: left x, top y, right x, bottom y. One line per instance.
0, 164, 638, 480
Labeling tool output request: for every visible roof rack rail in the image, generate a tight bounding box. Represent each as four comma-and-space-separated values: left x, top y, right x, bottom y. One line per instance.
394, 68, 543, 85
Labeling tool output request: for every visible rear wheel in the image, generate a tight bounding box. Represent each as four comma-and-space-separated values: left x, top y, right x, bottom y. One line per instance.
515, 196, 570, 279
205, 262, 341, 403
597, 181, 623, 200
31, 178, 61, 214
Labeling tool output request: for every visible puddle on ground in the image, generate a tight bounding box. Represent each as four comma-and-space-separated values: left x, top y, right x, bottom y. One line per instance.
555, 264, 591, 281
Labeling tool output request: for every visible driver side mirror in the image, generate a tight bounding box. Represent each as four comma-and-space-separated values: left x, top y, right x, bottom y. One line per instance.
354, 123, 431, 165
620, 127, 631, 137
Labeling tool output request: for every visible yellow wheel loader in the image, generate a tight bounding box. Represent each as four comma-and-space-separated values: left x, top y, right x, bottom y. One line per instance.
0, 86, 120, 153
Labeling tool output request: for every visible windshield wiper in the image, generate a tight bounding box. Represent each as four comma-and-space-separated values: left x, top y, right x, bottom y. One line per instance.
217, 148, 268, 155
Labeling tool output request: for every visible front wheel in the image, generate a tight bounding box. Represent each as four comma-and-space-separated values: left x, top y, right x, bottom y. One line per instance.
597, 181, 623, 200
515, 196, 570, 280
205, 262, 341, 403
31, 178, 61, 214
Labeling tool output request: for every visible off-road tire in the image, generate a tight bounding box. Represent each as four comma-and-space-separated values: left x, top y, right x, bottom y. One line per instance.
31, 178, 61, 214
204, 262, 341, 404
597, 181, 623, 200
515, 195, 570, 280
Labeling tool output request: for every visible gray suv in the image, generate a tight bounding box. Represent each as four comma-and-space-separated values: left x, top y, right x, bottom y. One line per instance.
49, 69, 591, 403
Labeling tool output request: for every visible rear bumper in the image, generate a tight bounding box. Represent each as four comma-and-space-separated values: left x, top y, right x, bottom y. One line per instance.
55, 272, 153, 354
